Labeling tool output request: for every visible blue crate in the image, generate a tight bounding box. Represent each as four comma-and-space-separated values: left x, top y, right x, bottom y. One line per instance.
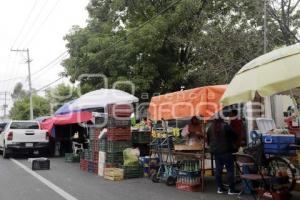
178, 171, 201, 177
263, 134, 295, 155
263, 134, 295, 144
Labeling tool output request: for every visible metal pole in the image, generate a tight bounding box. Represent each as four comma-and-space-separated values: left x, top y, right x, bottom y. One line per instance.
26, 49, 33, 120
263, 0, 268, 54
4, 92, 7, 118
11, 48, 33, 120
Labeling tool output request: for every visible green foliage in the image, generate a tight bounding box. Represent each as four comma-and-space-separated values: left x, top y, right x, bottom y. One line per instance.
62, 0, 299, 100
9, 95, 50, 120
45, 83, 79, 112
11, 82, 28, 100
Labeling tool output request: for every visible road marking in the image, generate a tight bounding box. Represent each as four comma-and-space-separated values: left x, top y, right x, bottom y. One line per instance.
10, 159, 79, 200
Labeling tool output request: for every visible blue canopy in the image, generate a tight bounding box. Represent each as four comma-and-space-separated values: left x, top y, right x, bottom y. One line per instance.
54, 100, 79, 115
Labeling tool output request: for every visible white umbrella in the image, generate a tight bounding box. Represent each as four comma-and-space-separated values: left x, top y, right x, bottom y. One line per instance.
70, 89, 139, 110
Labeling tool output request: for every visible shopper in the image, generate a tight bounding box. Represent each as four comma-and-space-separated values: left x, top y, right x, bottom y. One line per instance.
207, 116, 239, 195
229, 109, 246, 152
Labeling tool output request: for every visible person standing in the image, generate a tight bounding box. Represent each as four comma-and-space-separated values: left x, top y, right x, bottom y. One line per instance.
229, 109, 246, 152
207, 116, 239, 195
182, 116, 204, 145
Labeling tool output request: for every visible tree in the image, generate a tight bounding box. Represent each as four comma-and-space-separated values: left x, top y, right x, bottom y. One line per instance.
9, 95, 50, 120
268, 0, 300, 45
62, 0, 299, 100
45, 83, 79, 113
11, 82, 27, 101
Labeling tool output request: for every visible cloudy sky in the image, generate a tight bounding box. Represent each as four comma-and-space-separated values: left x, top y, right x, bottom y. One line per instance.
0, 0, 89, 115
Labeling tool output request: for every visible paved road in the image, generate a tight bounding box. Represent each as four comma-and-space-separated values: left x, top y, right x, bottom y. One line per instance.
0, 157, 299, 200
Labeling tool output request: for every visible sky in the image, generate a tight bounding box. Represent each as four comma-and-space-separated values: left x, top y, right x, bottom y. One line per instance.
0, 0, 89, 116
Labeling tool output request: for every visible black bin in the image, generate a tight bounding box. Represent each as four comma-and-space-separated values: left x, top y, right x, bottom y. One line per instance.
32, 159, 50, 170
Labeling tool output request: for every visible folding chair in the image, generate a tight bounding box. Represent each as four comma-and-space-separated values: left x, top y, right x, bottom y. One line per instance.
233, 153, 272, 200
72, 142, 84, 155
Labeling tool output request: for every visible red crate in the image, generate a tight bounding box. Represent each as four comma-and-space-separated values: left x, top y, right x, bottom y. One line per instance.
107, 128, 131, 135
93, 152, 99, 162
176, 182, 201, 192
107, 104, 133, 117
80, 159, 88, 171
93, 141, 99, 152
107, 134, 131, 141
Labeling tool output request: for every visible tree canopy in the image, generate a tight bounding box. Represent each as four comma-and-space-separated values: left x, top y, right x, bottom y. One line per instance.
60, 0, 299, 99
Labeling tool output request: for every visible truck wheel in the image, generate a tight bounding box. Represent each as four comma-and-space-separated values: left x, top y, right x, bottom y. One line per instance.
2, 144, 9, 159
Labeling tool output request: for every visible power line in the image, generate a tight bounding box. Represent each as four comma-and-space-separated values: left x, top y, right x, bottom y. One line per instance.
24, 0, 61, 47
36, 0, 182, 94
36, 77, 64, 92
11, 0, 39, 48
17, 0, 49, 48
0, 76, 25, 83
31, 51, 68, 77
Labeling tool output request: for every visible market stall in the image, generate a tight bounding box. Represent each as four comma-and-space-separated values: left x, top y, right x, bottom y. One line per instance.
220, 43, 300, 197
41, 111, 93, 156
148, 85, 227, 192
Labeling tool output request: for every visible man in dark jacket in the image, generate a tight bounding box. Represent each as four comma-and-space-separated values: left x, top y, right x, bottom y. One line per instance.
207, 116, 239, 195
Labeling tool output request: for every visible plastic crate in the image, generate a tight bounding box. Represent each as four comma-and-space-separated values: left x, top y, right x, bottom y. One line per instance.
80, 159, 88, 171
107, 128, 131, 135
93, 152, 99, 162
107, 134, 131, 141
107, 117, 131, 128
178, 171, 201, 177
123, 165, 143, 179
106, 152, 123, 165
83, 149, 92, 160
107, 104, 133, 117
100, 138, 107, 151
132, 131, 151, 144
65, 153, 80, 163
32, 158, 50, 170
176, 182, 201, 192
104, 168, 124, 181
107, 141, 132, 153
263, 134, 296, 155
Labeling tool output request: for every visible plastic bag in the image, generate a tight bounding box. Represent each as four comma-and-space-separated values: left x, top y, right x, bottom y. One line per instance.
123, 148, 140, 166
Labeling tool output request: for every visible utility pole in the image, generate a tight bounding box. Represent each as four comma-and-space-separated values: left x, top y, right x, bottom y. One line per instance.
11, 48, 33, 120
3, 91, 7, 118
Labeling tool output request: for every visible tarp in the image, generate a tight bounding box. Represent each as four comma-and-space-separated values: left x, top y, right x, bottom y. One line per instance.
40, 111, 92, 135
54, 100, 79, 115
148, 85, 227, 121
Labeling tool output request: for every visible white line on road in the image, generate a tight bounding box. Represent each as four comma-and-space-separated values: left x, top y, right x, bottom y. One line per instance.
10, 159, 79, 200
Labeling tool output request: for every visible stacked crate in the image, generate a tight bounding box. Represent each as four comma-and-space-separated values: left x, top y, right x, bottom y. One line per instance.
176, 160, 202, 192
132, 130, 151, 157
65, 153, 80, 163
80, 128, 100, 174
106, 104, 132, 167
102, 104, 133, 180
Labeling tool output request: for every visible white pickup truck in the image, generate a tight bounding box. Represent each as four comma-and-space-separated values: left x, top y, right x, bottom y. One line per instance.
0, 120, 49, 158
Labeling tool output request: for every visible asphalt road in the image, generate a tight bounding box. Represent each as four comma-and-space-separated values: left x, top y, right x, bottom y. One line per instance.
0, 156, 299, 200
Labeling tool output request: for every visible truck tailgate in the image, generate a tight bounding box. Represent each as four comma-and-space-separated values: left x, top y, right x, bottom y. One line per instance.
10, 129, 48, 143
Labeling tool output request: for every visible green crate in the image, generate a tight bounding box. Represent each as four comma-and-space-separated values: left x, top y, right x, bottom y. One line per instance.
65, 153, 80, 163
106, 152, 123, 165
100, 138, 107, 152
107, 141, 132, 153
84, 149, 92, 160
123, 165, 143, 179
132, 131, 151, 144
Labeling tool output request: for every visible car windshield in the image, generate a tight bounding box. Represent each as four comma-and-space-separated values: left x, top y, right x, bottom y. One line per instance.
10, 122, 39, 129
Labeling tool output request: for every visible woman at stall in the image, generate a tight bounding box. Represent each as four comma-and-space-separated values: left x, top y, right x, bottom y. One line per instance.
182, 116, 204, 145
